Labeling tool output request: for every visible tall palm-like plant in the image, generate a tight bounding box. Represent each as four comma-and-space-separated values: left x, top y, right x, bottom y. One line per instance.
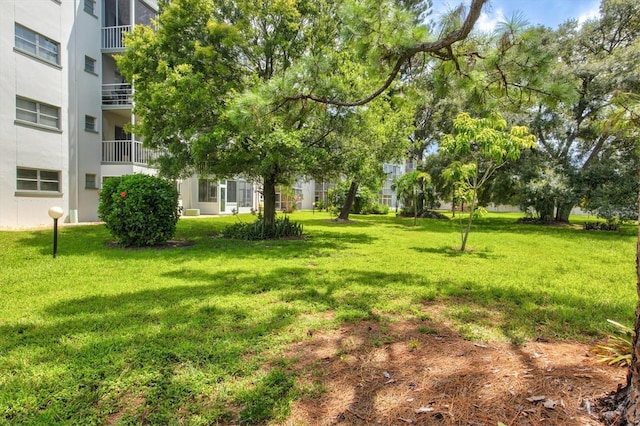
392, 170, 431, 226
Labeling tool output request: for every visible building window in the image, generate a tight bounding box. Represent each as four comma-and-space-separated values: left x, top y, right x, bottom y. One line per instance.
275, 192, 282, 210
17, 168, 60, 192
135, 0, 156, 26
84, 0, 96, 15
238, 180, 252, 208
84, 56, 96, 73
85, 115, 96, 131
198, 179, 217, 202
85, 174, 97, 189
16, 97, 60, 130
14, 23, 60, 65
226, 180, 237, 203
379, 194, 392, 207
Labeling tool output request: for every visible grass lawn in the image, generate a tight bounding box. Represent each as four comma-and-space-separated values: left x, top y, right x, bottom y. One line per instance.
0, 211, 636, 424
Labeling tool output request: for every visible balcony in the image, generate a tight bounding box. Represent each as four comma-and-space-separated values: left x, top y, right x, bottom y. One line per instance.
102, 83, 132, 108
102, 140, 157, 165
102, 25, 132, 51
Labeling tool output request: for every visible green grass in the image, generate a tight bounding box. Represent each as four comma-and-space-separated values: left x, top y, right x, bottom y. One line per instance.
0, 211, 636, 424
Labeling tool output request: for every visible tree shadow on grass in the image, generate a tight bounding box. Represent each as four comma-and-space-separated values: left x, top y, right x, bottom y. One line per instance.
411, 245, 502, 259
464, 217, 636, 241
427, 280, 632, 343
12, 225, 378, 262
1, 279, 304, 423
0, 267, 410, 424
0, 260, 633, 424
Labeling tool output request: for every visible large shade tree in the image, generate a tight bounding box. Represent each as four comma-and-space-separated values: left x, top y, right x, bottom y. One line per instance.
119, 0, 488, 226
119, 0, 344, 226
511, 0, 640, 222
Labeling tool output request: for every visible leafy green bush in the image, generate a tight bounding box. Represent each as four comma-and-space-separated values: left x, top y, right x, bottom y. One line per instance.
584, 221, 620, 231
398, 208, 449, 220
362, 203, 390, 215
328, 182, 377, 215
98, 174, 180, 247
222, 217, 303, 240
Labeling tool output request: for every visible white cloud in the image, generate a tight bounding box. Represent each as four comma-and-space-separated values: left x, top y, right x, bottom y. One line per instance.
475, 8, 505, 33
577, 4, 600, 25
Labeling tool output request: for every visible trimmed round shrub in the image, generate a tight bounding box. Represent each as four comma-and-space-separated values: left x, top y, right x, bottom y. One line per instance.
98, 174, 180, 247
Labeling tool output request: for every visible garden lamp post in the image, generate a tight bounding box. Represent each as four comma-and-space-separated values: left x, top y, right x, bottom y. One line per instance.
48, 206, 63, 258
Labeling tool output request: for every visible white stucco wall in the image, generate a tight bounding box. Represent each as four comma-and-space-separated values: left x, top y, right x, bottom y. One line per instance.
1, 1, 71, 228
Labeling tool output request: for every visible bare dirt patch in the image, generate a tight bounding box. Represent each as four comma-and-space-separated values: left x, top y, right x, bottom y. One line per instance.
283, 319, 624, 425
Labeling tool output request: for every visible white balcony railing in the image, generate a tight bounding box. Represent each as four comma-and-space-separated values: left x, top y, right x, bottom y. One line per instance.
102, 140, 157, 165
102, 25, 132, 50
102, 83, 132, 106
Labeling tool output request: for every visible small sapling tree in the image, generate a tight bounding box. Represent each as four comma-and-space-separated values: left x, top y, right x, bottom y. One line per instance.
441, 112, 535, 251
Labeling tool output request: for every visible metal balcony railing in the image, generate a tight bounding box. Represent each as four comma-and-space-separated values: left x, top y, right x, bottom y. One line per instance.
102, 140, 157, 165
101, 25, 132, 50
102, 83, 132, 106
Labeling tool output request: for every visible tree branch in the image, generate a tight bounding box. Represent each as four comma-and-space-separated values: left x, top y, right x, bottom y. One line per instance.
581, 133, 610, 170
285, 0, 488, 107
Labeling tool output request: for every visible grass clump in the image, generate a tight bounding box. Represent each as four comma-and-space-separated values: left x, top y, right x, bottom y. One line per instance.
221, 216, 303, 240
593, 319, 634, 366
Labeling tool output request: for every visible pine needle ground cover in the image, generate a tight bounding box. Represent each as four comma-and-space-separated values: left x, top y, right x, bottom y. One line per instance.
0, 212, 635, 424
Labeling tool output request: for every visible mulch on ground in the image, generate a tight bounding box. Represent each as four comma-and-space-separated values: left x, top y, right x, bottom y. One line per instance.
284, 318, 625, 425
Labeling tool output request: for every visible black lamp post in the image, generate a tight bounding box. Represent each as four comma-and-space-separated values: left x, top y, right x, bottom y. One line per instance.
48, 206, 64, 258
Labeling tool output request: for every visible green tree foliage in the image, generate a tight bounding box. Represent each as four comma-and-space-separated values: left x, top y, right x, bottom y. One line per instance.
332, 92, 417, 221
328, 181, 377, 217
392, 170, 431, 225
512, 0, 640, 221
516, 164, 577, 223
98, 174, 180, 247
118, 0, 340, 227
441, 112, 535, 251
119, 0, 477, 228
118, 0, 488, 229
117, 0, 243, 179
581, 153, 639, 223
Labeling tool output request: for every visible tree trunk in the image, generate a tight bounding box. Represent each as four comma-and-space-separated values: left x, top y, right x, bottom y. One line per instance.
262, 174, 277, 227
414, 189, 418, 226
555, 202, 573, 223
622, 175, 640, 423
460, 195, 476, 252
461, 174, 478, 252
538, 202, 554, 223
338, 181, 358, 221
602, 170, 640, 425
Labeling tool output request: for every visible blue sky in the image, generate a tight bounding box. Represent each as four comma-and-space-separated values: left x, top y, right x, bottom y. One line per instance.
433, 0, 601, 31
